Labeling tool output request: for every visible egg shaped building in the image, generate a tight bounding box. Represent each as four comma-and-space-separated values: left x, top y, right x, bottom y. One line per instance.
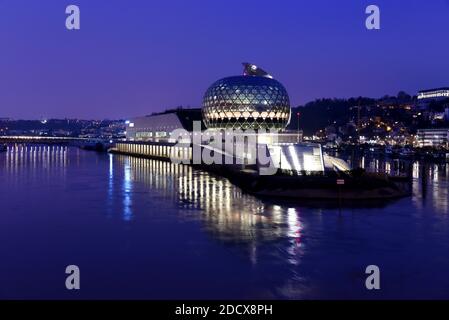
202, 64, 291, 131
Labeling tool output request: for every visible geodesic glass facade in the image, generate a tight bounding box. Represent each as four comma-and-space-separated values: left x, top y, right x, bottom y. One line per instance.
202, 76, 291, 130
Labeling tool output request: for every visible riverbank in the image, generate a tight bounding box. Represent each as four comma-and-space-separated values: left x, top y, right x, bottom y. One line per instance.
109, 148, 411, 201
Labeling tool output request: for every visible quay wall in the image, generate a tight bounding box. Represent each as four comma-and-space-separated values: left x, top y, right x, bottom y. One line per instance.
113, 141, 192, 163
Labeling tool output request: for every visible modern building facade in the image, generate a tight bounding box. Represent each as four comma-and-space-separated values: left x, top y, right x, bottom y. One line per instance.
202, 64, 291, 130
417, 88, 449, 102
119, 63, 350, 174
125, 108, 204, 141
417, 128, 449, 147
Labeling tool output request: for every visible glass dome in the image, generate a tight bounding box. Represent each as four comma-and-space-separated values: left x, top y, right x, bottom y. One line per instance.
202, 74, 291, 130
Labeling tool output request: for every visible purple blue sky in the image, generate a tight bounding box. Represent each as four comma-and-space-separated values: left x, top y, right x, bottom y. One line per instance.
1, 0, 449, 119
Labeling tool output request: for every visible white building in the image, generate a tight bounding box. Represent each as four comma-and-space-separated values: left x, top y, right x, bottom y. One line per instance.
417, 128, 449, 148
120, 64, 351, 174
417, 88, 449, 101
125, 109, 203, 142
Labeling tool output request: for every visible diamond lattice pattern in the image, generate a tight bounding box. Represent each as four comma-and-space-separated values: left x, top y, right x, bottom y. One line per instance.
202, 76, 291, 130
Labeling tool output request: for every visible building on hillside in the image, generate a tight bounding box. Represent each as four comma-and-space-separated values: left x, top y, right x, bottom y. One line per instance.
417, 128, 449, 148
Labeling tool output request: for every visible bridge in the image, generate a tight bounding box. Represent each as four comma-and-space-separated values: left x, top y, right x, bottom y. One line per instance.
0, 136, 108, 146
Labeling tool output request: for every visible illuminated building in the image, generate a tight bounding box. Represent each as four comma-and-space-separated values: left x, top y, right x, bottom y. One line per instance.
417, 128, 449, 148
202, 63, 291, 130
120, 63, 350, 174
125, 108, 204, 141
417, 88, 449, 101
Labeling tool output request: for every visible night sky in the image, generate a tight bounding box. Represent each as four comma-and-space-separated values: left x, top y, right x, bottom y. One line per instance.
1, 0, 448, 119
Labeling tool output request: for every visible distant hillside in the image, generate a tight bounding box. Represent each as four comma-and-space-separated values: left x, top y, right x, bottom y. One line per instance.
288, 92, 420, 135
289, 97, 375, 135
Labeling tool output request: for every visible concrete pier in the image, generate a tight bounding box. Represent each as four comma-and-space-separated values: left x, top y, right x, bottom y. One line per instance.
112, 141, 193, 163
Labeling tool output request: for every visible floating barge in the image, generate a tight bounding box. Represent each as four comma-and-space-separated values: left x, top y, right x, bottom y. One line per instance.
110, 63, 413, 201
221, 168, 410, 200
110, 140, 411, 201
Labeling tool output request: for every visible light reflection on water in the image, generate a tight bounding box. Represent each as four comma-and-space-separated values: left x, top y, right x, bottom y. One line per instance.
113, 154, 304, 250
0, 146, 449, 299
343, 153, 449, 216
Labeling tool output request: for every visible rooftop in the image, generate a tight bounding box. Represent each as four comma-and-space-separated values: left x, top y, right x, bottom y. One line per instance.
418, 87, 449, 94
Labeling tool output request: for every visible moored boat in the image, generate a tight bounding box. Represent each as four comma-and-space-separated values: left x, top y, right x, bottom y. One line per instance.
385, 145, 400, 157
399, 146, 415, 159
221, 167, 411, 201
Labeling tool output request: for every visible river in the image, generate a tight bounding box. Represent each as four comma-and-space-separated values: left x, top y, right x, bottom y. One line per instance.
0, 145, 448, 299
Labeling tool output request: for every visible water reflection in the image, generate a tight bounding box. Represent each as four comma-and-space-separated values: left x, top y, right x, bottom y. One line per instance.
113, 155, 304, 265
1, 147, 449, 298
122, 157, 133, 221
2, 145, 68, 186
340, 153, 449, 215
4, 144, 68, 169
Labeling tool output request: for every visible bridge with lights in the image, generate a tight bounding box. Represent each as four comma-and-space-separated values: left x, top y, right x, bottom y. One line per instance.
0, 136, 113, 148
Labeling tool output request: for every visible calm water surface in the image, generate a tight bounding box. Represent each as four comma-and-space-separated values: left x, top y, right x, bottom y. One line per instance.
0, 146, 448, 299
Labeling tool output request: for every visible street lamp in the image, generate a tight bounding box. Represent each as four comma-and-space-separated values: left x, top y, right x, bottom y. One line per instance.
297, 112, 301, 142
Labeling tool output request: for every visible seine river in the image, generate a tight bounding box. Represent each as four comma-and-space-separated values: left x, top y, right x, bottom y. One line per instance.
0, 145, 448, 299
